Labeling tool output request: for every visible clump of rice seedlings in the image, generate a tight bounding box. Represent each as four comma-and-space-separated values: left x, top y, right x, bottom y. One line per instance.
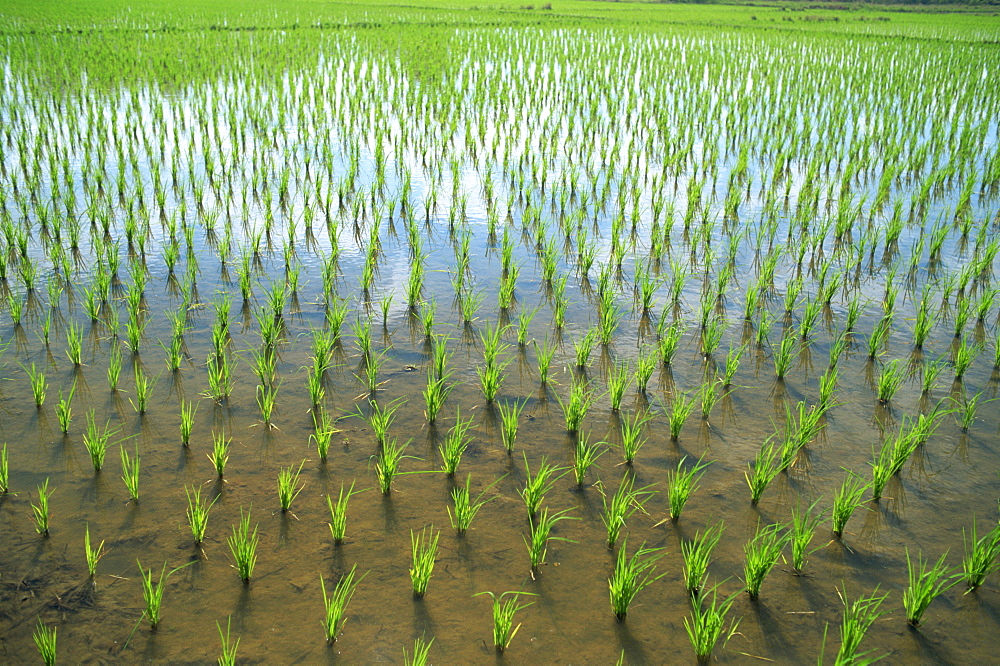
66, 321, 84, 365
277, 460, 306, 513
497, 398, 527, 454
666, 455, 711, 522
179, 398, 198, 447
572, 431, 606, 487
23, 363, 47, 407
410, 526, 440, 598
635, 349, 658, 394
320, 565, 365, 643
440, 408, 474, 476
525, 507, 576, 571
534, 336, 557, 385
818, 367, 839, 411
772, 334, 796, 380
745, 439, 781, 504
185, 484, 217, 545
422, 370, 454, 423
573, 328, 597, 368
681, 521, 724, 596
876, 359, 907, 404
700, 316, 727, 358
55, 381, 76, 435
107, 344, 123, 392
83, 410, 117, 470
961, 517, 1000, 591
256, 382, 279, 425
228, 507, 259, 583
217, 616, 240, 666
866, 316, 892, 360
208, 432, 231, 478
0, 443, 7, 493
32, 478, 52, 535
304, 363, 325, 410
607, 360, 630, 411
790, 499, 823, 573
721, 344, 744, 387
475, 590, 535, 653
869, 427, 920, 501
699, 379, 725, 420
684, 583, 740, 662
519, 453, 567, 516
829, 584, 889, 665
403, 636, 433, 666
620, 409, 650, 464
921, 357, 947, 394
362, 398, 405, 447
828, 331, 849, 371
658, 321, 684, 366
138, 560, 191, 630
903, 548, 958, 626
952, 339, 981, 380
327, 481, 365, 545
33, 618, 57, 666
609, 538, 666, 621
376, 437, 412, 495
131, 366, 157, 414
476, 359, 507, 403
601, 475, 655, 549
205, 352, 235, 401
743, 522, 789, 599
311, 408, 337, 461
957, 390, 988, 431
832, 472, 869, 538
558, 379, 595, 433
120, 444, 140, 501
84, 524, 105, 577
667, 391, 697, 440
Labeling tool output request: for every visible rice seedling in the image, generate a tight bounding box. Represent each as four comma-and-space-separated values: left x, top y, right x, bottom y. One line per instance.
24, 363, 47, 407
55, 381, 76, 434
228, 507, 259, 583
403, 636, 433, 666
179, 398, 198, 447
476, 359, 507, 404
609, 538, 666, 621
866, 316, 892, 360
667, 391, 697, 440
422, 370, 453, 423
275, 459, 306, 513
320, 565, 365, 643
876, 358, 907, 404
66, 321, 84, 365
572, 431, 606, 488
205, 352, 235, 401
607, 359, 631, 411
699, 378, 725, 420
961, 517, 1000, 591
635, 348, 658, 394
375, 437, 412, 495
743, 521, 789, 599
525, 507, 576, 571
830, 584, 889, 665
832, 471, 869, 538
185, 484, 217, 545
138, 560, 192, 630
107, 344, 123, 392
745, 439, 781, 504
681, 521, 724, 596
439, 408, 474, 476
217, 616, 240, 666
534, 336, 557, 385
327, 481, 364, 545
475, 590, 535, 653
0, 443, 7, 494
601, 475, 655, 548
32, 478, 53, 535
33, 618, 57, 666
952, 338, 981, 380
574, 328, 597, 368
208, 431, 230, 478
701, 315, 727, 358
84, 524, 105, 577
410, 526, 440, 598
256, 382, 279, 425
311, 410, 337, 462
772, 334, 796, 380
519, 453, 567, 516
121, 444, 141, 501
658, 321, 683, 366
903, 548, 958, 626
83, 409, 119, 472
683, 583, 740, 662
666, 455, 711, 522
790, 498, 823, 573
131, 366, 157, 414
558, 379, 595, 434
619, 409, 651, 465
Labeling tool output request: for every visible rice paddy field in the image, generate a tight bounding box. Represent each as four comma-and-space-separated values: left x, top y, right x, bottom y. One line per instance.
2, 0, 1000, 662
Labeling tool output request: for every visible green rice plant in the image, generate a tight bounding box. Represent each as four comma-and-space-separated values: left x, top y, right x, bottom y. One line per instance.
790, 498, 823, 573
311, 408, 337, 461
609, 538, 666, 621
819, 367, 839, 410
33, 618, 57, 666
620, 409, 651, 464
403, 636, 433, 666
256, 382, 279, 425
320, 565, 365, 643
721, 344, 744, 387
138, 560, 191, 630
23, 363, 47, 407
422, 370, 454, 423
558, 379, 595, 433
952, 338, 981, 380
475, 590, 535, 653
681, 521, 724, 596
131, 366, 156, 414
700, 316, 727, 358
903, 548, 958, 626
361, 398, 405, 447
699, 379, 725, 420
866, 316, 892, 360
123, 314, 147, 355
228, 507, 259, 583
658, 321, 683, 366
745, 439, 781, 504
667, 455, 711, 522
84, 524, 105, 577
179, 398, 198, 447
205, 352, 235, 401
375, 437, 412, 495
667, 391, 697, 440
66, 321, 84, 365
635, 348, 658, 394
607, 360, 631, 411
574, 328, 597, 368
828, 331, 849, 370
161, 334, 185, 372
525, 507, 576, 571
107, 344, 123, 391
439, 408, 474, 476
772, 333, 796, 380
684, 583, 740, 662
516, 306, 538, 346
832, 471, 869, 538
83, 410, 119, 471
185, 484, 217, 544
572, 431, 606, 488
601, 475, 655, 548
32, 478, 52, 536
534, 336, 557, 385
476, 359, 507, 404
479, 320, 511, 366
55, 382, 76, 434
876, 359, 907, 404
409, 526, 440, 598
957, 389, 988, 430
120, 444, 140, 501
217, 616, 240, 666
496, 398, 526, 454
208, 431, 230, 478
831, 584, 889, 665
921, 357, 947, 393
0, 443, 7, 494
743, 521, 789, 599
961, 517, 1000, 591
429, 335, 452, 380
519, 453, 567, 516
327, 481, 365, 545
277, 460, 306, 513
